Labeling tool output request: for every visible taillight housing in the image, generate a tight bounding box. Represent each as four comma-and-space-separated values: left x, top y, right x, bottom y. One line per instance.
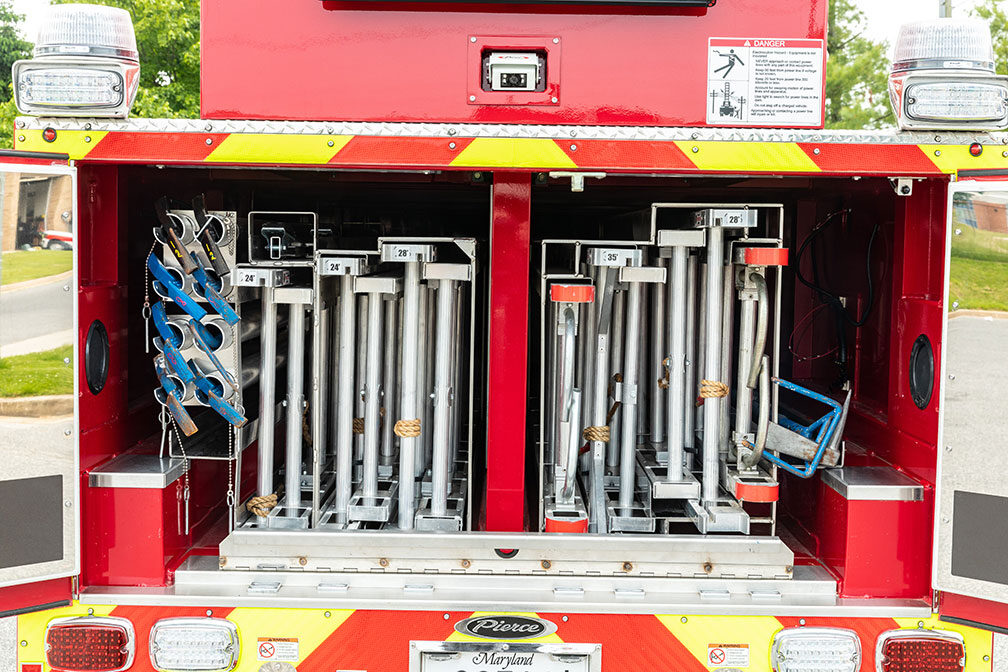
876, 629, 965, 672
44, 616, 135, 672
149, 617, 240, 672
771, 626, 861, 672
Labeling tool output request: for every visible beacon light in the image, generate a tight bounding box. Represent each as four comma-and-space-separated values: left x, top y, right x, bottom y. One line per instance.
13, 4, 140, 118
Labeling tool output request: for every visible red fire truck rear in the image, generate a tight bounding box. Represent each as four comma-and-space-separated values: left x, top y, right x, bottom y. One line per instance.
3, 1, 1008, 670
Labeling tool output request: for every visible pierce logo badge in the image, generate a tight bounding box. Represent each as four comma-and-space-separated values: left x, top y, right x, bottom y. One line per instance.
454, 615, 557, 640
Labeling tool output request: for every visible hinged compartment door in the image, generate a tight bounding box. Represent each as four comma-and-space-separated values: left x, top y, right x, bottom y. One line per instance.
0, 154, 78, 615
936, 176, 1008, 629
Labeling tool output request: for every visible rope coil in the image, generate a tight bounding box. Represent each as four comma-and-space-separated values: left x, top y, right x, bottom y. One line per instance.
657, 356, 673, 388
582, 425, 611, 442
352, 417, 365, 434
699, 379, 730, 398
246, 493, 278, 517
394, 418, 422, 438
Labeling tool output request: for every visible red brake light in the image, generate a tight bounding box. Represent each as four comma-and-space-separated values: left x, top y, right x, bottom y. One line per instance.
45, 617, 135, 672
876, 629, 965, 672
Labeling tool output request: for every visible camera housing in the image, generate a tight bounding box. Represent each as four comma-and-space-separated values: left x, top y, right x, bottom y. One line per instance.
485, 51, 543, 92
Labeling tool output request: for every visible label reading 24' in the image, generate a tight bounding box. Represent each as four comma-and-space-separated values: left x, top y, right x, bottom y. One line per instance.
706, 37, 824, 128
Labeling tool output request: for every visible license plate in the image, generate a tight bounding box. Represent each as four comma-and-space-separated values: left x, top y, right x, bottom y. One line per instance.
413, 642, 599, 672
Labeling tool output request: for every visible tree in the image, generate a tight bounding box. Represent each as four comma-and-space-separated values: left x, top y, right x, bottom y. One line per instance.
0, 1, 30, 149
825, 0, 892, 129
973, 0, 1008, 75
0, 1, 30, 101
52, 0, 200, 118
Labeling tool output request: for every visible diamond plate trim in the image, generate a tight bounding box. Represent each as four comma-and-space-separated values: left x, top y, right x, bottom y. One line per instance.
15, 116, 1008, 146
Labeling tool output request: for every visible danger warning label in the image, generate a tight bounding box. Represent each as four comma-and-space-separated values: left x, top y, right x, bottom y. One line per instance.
257, 637, 299, 662
706, 38, 824, 128
707, 643, 750, 668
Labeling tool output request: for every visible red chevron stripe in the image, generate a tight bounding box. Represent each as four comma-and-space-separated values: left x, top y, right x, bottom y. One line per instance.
542, 612, 709, 671
296, 610, 462, 672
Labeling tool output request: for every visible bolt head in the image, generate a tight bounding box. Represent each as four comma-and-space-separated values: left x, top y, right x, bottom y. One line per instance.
553, 37, 559, 43
327, 140, 335, 147
570, 144, 577, 151
692, 146, 700, 153
205, 138, 213, 145
470, 36, 477, 42
449, 142, 457, 149
551, 96, 558, 103
813, 148, 820, 155
469, 95, 476, 102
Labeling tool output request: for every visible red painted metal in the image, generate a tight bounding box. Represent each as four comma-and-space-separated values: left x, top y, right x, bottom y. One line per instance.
817, 478, 932, 599
941, 592, 1008, 632
543, 515, 589, 532
485, 172, 531, 532
550, 284, 594, 303
742, 247, 788, 267
733, 479, 778, 503
0, 578, 72, 617
200, 0, 826, 125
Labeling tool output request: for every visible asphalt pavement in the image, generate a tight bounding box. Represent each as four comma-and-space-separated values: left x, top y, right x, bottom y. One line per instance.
0, 275, 73, 355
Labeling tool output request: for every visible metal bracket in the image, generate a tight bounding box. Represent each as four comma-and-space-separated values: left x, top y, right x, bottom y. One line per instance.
890, 177, 914, 196
548, 171, 606, 193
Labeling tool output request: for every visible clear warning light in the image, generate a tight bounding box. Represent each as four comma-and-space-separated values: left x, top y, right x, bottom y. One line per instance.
149, 618, 240, 672
771, 627, 860, 672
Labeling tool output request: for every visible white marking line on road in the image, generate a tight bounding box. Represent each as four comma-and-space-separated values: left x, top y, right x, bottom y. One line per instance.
0, 329, 74, 357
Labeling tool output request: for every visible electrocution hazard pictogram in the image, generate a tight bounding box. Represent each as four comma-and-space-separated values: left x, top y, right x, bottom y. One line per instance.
707, 38, 824, 127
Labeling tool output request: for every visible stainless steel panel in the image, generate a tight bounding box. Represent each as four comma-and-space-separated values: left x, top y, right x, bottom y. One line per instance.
821, 467, 923, 502
937, 180, 1008, 606
88, 454, 186, 489
0, 163, 78, 588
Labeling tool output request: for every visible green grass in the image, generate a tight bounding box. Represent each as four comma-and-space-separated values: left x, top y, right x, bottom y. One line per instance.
950, 225, 1008, 312
1, 249, 72, 285
0, 345, 73, 397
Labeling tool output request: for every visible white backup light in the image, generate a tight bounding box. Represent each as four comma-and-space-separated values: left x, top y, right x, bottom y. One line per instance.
12, 4, 140, 118
889, 18, 1008, 131
148, 618, 240, 672
770, 627, 861, 672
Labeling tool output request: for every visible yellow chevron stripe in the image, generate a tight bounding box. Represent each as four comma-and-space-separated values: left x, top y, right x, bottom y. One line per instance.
445, 611, 564, 643
674, 141, 821, 173
17, 603, 118, 670
15, 129, 106, 160
450, 138, 577, 169
205, 133, 352, 165
656, 614, 781, 671
227, 607, 354, 672
921, 144, 1008, 174
893, 616, 992, 672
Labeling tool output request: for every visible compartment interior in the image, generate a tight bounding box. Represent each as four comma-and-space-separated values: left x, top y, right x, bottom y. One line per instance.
75, 165, 945, 600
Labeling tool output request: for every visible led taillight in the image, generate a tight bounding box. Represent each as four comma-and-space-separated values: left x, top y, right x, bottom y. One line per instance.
876, 629, 965, 672
771, 626, 861, 672
149, 617, 240, 672
45, 617, 135, 672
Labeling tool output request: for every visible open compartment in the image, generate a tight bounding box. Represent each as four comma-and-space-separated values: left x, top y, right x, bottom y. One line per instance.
528, 173, 943, 601
20, 163, 947, 606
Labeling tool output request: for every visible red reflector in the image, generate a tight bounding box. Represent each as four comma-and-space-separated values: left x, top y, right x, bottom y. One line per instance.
550, 284, 595, 303
45, 617, 135, 672
969, 142, 983, 157
22, 664, 42, 672
42, 127, 57, 143
877, 630, 964, 672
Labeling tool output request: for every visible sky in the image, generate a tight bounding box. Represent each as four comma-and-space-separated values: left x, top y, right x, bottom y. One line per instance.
6, 0, 995, 45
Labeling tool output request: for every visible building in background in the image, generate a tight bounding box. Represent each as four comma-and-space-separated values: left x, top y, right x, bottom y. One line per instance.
0, 172, 73, 251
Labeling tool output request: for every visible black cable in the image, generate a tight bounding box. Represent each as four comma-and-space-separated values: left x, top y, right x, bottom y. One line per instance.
794, 209, 881, 329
